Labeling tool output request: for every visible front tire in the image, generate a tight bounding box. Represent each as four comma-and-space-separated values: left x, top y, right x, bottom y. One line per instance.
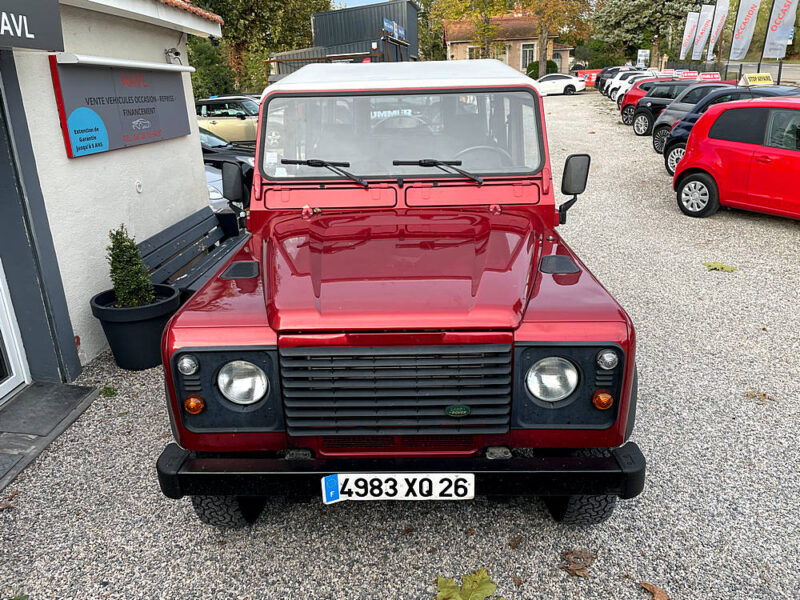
652, 126, 670, 153
191, 495, 265, 529
544, 449, 617, 525
564, 85, 575, 95
677, 172, 720, 218
664, 143, 686, 176
633, 112, 653, 136
621, 105, 635, 125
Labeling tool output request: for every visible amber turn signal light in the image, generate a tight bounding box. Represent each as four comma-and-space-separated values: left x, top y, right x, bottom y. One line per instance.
184, 395, 205, 415
592, 391, 614, 410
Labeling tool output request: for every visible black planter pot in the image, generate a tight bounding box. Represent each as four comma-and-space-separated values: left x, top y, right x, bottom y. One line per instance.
90, 284, 180, 370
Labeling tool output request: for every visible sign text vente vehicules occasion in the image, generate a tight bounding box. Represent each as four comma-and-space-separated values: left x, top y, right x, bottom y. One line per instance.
50, 58, 191, 158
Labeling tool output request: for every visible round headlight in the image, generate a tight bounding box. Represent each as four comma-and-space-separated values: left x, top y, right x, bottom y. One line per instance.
177, 354, 199, 376
217, 360, 268, 405
596, 349, 619, 370
525, 357, 579, 402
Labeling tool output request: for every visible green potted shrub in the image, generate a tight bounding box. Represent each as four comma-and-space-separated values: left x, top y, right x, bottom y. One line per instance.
90, 225, 180, 370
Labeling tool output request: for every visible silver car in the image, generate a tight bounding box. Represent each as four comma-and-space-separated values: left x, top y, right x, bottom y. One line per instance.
651, 82, 731, 153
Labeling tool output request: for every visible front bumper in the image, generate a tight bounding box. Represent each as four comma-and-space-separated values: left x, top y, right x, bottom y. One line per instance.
157, 442, 646, 500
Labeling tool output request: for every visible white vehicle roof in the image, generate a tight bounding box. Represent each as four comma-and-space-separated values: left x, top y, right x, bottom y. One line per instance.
264, 60, 535, 94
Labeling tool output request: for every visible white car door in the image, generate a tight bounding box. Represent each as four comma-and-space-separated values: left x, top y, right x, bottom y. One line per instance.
537, 75, 561, 95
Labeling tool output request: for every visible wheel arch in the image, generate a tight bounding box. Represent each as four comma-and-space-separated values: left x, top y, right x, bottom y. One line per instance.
674, 166, 715, 192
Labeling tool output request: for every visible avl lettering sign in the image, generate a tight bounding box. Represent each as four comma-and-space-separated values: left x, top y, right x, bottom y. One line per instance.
0, 0, 63, 51
49, 57, 191, 158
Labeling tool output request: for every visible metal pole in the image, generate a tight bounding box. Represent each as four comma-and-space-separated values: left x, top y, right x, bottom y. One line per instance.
777, 59, 783, 84
739, 63, 743, 79
758, 0, 778, 72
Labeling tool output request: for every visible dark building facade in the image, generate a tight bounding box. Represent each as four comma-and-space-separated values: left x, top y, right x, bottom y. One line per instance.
269, 0, 419, 80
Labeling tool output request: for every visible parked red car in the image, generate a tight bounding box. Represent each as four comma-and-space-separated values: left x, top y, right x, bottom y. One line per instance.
673, 97, 800, 219
620, 77, 674, 125
156, 61, 645, 528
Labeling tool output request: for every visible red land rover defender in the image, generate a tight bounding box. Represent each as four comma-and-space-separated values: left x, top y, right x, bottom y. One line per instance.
157, 61, 645, 528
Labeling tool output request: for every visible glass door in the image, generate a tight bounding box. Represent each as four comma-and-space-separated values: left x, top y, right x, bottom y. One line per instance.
0, 259, 29, 403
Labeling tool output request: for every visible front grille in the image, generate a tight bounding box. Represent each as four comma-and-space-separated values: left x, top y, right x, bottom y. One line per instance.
322, 435, 474, 450
280, 344, 512, 437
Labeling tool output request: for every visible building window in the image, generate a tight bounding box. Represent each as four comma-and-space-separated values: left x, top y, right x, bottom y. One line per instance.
467, 46, 482, 60
553, 53, 562, 72
521, 43, 536, 70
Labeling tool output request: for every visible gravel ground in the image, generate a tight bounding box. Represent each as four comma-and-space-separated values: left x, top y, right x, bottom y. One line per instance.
1, 92, 798, 600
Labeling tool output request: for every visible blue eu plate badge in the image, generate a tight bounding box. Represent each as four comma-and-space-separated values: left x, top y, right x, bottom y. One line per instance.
322, 474, 341, 504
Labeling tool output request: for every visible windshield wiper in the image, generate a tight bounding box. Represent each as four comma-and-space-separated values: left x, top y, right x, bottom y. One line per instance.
393, 159, 483, 185
281, 158, 369, 189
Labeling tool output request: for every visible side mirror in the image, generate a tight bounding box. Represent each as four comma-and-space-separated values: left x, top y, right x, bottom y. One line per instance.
222, 162, 243, 204
237, 113, 247, 120
559, 154, 591, 224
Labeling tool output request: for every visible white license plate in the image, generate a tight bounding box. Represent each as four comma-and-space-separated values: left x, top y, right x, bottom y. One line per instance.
321, 473, 475, 504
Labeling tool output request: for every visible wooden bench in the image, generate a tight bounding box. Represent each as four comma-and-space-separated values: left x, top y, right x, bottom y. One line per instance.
137, 207, 250, 300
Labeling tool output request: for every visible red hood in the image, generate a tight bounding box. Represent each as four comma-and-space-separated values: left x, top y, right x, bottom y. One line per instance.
264, 209, 541, 332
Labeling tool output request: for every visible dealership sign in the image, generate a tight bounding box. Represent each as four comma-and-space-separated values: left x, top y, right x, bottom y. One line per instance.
763, 0, 799, 58
0, 0, 63, 51
706, 0, 730, 61
700, 72, 722, 81
679, 71, 700, 79
729, 1, 763, 60
680, 12, 700, 60
692, 5, 716, 60
49, 58, 190, 158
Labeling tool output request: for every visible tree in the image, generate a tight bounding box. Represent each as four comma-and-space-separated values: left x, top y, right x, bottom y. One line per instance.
187, 37, 235, 98
521, 0, 593, 80
418, 0, 446, 61
194, 0, 329, 87
434, 0, 510, 59
592, 0, 699, 65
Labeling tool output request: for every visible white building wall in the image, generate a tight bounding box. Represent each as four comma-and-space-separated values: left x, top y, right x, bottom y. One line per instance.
14, 5, 209, 365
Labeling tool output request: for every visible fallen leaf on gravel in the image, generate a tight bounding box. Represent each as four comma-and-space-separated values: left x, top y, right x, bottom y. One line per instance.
744, 390, 779, 405
427, 547, 437, 554
509, 535, 522, 549
512, 576, 524, 587
436, 568, 498, 600
560, 550, 596, 578
400, 526, 414, 536
117, 411, 128, 417
588, 131, 596, 134
0, 502, 15, 511
703, 261, 737, 272
6, 490, 19, 501
762, 327, 767, 332
466, 527, 475, 536
218, 540, 227, 546
640, 582, 669, 599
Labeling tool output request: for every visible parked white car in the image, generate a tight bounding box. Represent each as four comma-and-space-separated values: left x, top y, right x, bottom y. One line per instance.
613, 74, 656, 106
534, 73, 586, 96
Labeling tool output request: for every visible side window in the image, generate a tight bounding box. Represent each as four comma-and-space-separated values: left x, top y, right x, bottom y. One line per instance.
650, 86, 673, 99
195, 104, 203, 116
683, 87, 712, 104
640, 82, 654, 92
766, 109, 800, 151
204, 103, 227, 117
699, 93, 745, 113
709, 107, 769, 144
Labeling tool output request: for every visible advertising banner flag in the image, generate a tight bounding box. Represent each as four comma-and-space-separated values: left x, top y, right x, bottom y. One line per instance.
680, 12, 701, 59
729, 1, 763, 60
692, 5, 717, 60
763, 0, 799, 58
707, 0, 731, 60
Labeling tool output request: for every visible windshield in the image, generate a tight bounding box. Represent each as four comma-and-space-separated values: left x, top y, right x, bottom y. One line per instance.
261, 90, 542, 180
199, 128, 229, 148
240, 98, 259, 115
